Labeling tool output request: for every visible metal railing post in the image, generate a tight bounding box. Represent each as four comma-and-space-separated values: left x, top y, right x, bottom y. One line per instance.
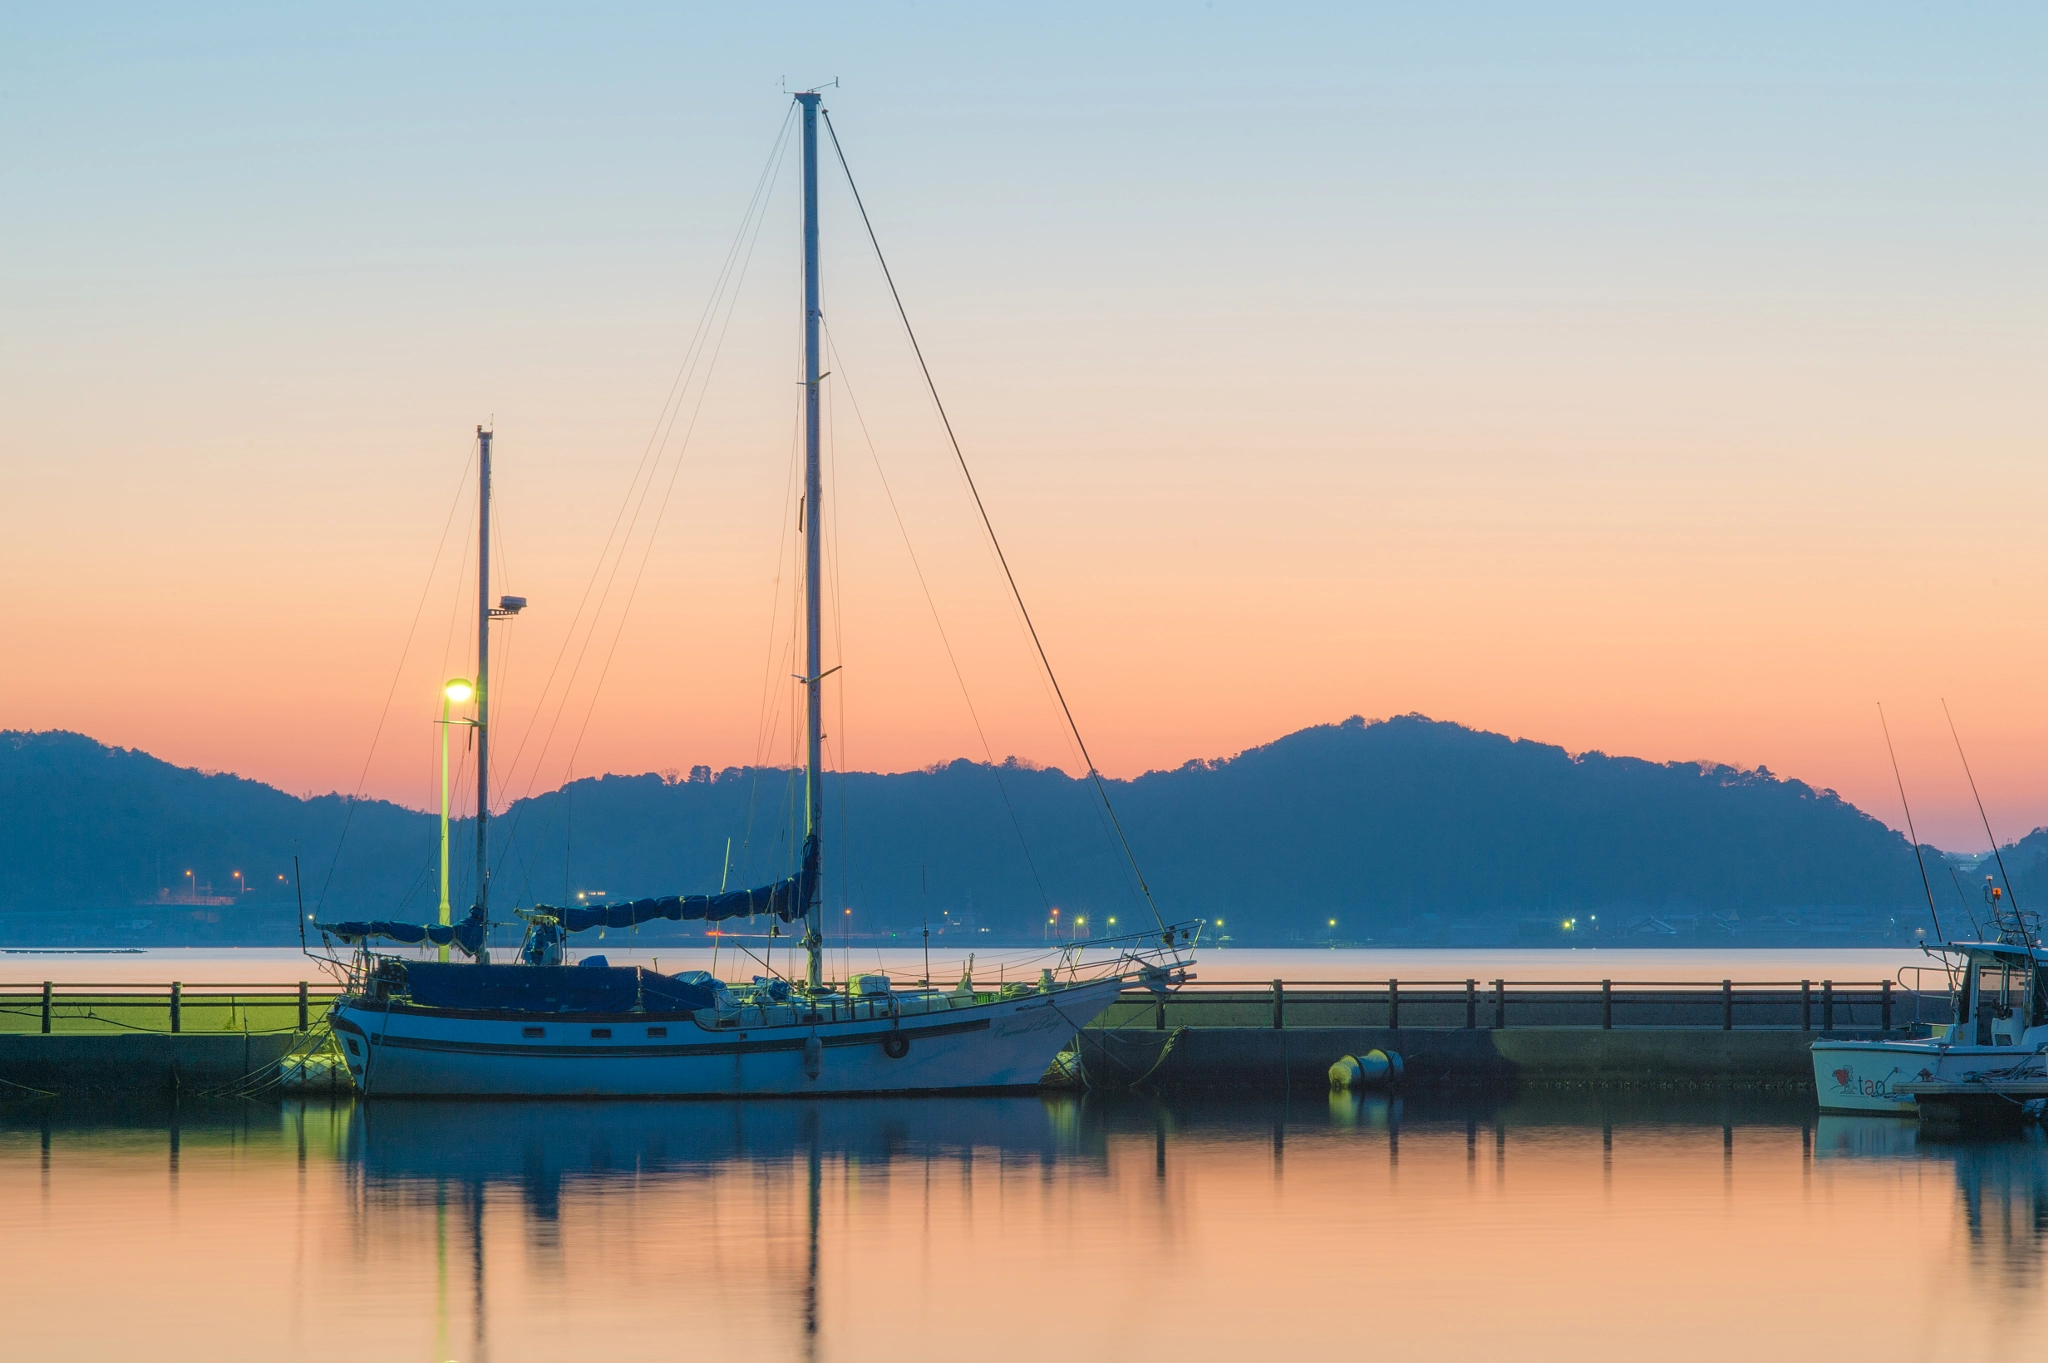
298, 981, 309, 1033
1602, 979, 1612, 1030
1881, 979, 1892, 1031
1388, 978, 1399, 1030
1155, 998, 1166, 1031
41, 981, 52, 1035
1722, 979, 1733, 1031
1272, 978, 1284, 1031
1465, 979, 1476, 1029
1822, 980, 1834, 1032
1493, 978, 1505, 1030
1801, 980, 1811, 1031
170, 982, 182, 1034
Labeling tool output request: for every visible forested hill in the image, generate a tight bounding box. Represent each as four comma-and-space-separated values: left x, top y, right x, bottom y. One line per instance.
0, 716, 1948, 945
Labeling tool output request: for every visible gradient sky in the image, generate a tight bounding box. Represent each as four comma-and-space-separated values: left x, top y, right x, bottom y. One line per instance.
3, 3, 2045, 848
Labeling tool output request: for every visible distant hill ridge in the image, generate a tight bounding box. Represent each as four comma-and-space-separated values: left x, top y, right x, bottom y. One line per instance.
0, 716, 1972, 945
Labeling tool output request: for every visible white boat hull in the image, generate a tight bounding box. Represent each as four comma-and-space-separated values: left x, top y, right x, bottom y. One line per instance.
330, 976, 1128, 1098
1812, 1038, 2048, 1115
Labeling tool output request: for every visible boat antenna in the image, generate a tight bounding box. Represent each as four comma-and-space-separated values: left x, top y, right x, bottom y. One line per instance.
1877, 703, 1943, 943
820, 107, 1168, 935
1941, 698, 2029, 945
1945, 861, 1985, 938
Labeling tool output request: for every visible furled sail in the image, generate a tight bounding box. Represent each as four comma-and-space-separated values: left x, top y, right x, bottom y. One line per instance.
534, 835, 818, 930
318, 903, 491, 956
317, 837, 817, 952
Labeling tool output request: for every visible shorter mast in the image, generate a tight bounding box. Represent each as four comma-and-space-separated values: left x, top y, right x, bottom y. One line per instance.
475, 426, 493, 955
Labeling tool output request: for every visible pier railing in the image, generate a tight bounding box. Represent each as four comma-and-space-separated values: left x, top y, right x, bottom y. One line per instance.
0, 975, 1947, 1035
1096, 978, 1945, 1033
0, 981, 347, 1036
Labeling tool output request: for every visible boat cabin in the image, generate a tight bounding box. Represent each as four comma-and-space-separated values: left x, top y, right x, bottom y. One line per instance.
1939, 942, 2048, 1047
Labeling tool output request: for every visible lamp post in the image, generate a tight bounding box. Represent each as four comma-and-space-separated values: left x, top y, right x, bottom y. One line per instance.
439, 678, 475, 962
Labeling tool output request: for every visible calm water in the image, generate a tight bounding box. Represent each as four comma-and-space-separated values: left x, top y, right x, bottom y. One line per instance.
6, 1090, 2046, 1361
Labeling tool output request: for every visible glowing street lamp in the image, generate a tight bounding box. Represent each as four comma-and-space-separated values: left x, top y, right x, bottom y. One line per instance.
438, 678, 475, 962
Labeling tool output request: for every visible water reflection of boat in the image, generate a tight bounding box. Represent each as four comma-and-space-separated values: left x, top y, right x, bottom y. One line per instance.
1816, 1115, 2048, 1287
1948, 1136, 2048, 1286
344, 1094, 1103, 1205
341, 1095, 1104, 1363
1815, 1113, 1924, 1159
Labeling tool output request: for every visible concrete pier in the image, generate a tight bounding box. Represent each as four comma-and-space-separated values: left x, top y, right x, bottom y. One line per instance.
0, 977, 1925, 1095
1077, 1025, 1888, 1089
0, 1033, 308, 1096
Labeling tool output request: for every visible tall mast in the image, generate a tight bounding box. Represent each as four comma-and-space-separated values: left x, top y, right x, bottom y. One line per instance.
475, 425, 493, 941
798, 91, 824, 993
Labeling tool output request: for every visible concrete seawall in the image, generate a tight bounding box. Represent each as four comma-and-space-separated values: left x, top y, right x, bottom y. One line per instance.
0, 1034, 308, 1096
1078, 1026, 1881, 1089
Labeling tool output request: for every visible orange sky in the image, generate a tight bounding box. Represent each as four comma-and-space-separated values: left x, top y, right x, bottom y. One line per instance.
2, 7, 2045, 847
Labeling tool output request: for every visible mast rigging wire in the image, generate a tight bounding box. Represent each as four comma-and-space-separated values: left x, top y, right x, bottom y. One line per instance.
496, 111, 794, 804
820, 107, 1167, 934
823, 326, 1055, 915
497, 113, 798, 907
1877, 702, 1943, 943
314, 439, 478, 913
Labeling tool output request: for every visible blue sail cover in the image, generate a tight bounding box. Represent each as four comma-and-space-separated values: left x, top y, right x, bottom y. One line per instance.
319, 904, 490, 956
534, 834, 818, 931
317, 837, 818, 950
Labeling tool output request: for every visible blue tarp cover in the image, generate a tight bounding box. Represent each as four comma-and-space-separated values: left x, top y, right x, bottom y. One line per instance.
399, 962, 720, 1014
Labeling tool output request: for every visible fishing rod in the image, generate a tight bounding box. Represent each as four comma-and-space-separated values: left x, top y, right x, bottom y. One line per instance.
1942, 698, 2033, 946
1878, 703, 1944, 943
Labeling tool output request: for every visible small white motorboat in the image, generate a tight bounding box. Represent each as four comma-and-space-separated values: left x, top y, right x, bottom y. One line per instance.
1813, 939, 2047, 1116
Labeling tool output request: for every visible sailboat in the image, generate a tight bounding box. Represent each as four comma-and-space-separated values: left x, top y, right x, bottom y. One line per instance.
319, 91, 1198, 1097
